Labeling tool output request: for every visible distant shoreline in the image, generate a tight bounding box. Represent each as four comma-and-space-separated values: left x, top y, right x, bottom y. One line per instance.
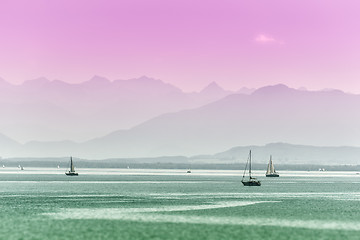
1, 159, 359, 171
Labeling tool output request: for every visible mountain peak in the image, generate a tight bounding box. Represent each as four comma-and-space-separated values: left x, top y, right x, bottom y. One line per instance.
252, 84, 296, 96
83, 75, 111, 87
131, 76, 161, 85
88, 75, 110, 83
201, 82, 225, 93
115, 76, 183, 94
138, 75, 152, 80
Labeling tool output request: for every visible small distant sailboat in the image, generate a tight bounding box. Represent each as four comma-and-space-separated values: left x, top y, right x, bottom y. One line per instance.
2, 165, 4, 168
65, 157, 78, 176
187, 169, 191, 173
241, 150, 261, 186
20, 165, 24, 170
57, 165, 60, 169
266, 155, 279, 177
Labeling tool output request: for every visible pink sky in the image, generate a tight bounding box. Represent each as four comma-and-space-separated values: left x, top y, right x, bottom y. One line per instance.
1, 0, 360, 92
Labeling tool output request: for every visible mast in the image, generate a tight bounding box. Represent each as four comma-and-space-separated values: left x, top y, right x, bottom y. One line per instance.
242, 150, 250, 181
70, 156, 75, 172
249, 150, 252, 178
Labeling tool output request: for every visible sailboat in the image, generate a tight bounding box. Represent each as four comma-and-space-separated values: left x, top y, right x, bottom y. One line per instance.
241, 150, 261, 186
65, 156, 78, 176
266, 155, 279, 177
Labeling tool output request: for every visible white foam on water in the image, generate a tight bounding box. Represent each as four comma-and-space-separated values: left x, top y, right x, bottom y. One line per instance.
44, 201, 272, 216
147, 192, 360, 200
43, 200, 360, 231
82, 200, 132, 203
0, 194, 125, 198
3, 191, 360, 202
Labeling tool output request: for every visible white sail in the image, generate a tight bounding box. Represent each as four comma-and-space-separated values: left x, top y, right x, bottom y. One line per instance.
266, 155, 277, 175
270, 159, 275, 173
266, 161, 271, 174
70, 157, 75, 172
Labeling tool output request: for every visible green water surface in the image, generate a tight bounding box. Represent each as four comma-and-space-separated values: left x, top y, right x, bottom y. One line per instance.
0, 170, 359, 240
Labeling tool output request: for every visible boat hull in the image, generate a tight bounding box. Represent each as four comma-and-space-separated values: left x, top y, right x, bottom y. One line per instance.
65, 172, 78, 176
266, 174, 279, 177
242, 180, 261, 186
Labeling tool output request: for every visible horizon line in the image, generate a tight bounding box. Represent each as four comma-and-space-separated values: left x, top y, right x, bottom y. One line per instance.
0, 75, 355, 94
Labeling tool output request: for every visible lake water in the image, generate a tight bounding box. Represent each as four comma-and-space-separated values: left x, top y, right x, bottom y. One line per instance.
0, 168, 359, 239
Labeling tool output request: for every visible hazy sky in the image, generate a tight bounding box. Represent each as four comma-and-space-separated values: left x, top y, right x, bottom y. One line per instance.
1, 0, 360, 92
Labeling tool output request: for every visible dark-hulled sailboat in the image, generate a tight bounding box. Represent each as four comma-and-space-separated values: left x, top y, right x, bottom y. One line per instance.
65, 156, 78, 176
241, 150, 261, 186
266, 155, 279, 177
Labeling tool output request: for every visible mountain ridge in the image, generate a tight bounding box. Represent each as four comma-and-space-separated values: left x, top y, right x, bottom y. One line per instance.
0, 76, 234, 142
1, 140, 360, 165
74, 84, 360, 158
0, 82, 358, 160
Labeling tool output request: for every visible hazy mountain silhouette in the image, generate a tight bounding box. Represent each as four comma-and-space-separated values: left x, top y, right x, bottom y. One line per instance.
200, 82, 233, 100
0, 133, 21, 157
72, 84, 360, 158
214, 142, 360, 165
2, 83, 360, 161
0, 76, 233, 142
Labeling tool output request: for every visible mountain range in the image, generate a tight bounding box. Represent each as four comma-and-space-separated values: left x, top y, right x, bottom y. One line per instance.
0, 82, 359, 163
213, 142, 360, 165
0, 76, 239, 143
74, 84, 359, 158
